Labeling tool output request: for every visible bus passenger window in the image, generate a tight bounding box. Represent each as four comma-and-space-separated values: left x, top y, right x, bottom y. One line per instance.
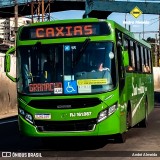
143, 48, 151, 73
143, 65, 147, 73
135, 44, 140, 72
127, 40, 135, 72
147, 50, 152, 73
143, 64, 150, 73
140, 46, 145, 72
146, 65, 151, 73
126, 66, 134, 71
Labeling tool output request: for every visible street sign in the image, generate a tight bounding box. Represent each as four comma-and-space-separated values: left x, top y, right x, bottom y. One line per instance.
130, 6, 143, 18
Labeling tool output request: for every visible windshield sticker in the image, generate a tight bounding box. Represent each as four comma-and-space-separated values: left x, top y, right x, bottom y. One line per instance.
35, 113, 51, 120
64, 81, 77, 94
64, 45, 71, 51
78, 85, 91, 93
64, 75, 74, 80
77, 79, 107, 85
29, 83, 54, 92
71, 46, 76, 50
54, 82, 63, 94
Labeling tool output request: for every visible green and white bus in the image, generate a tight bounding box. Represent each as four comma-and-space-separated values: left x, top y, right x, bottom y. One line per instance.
5, 18, 154, 142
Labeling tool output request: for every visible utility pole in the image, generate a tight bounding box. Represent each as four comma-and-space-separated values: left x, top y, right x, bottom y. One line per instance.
158, 15, 160, 66
14, 0, 18, 49
31, 0, 51, 23
142, 0, 147, 39
155, 34, 158, 67
14, 0, 18, 35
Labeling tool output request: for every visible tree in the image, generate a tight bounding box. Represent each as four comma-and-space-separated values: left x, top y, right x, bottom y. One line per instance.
146, 37, 157, 67
146, 37, 156, 44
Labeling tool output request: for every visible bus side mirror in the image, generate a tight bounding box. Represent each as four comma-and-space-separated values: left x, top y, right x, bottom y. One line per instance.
122, 50, 129, 67
5, 54, 11, 72
4, 47, 17, 82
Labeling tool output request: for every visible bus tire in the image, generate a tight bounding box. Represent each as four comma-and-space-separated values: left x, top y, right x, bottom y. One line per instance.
114, 104, 130, 143
114, 132, 126, 143
138, 98, 148, 128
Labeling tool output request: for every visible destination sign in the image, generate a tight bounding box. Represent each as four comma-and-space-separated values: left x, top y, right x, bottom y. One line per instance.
29, 83, 54, 92
20, 22, 110, 40
35, 25, 93, 38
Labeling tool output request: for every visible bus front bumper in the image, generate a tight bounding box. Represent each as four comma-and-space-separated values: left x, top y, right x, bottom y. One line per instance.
18, 112, 121, 137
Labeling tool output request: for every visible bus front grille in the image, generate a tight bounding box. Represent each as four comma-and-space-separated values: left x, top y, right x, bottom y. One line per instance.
28, 98, 102, 109
35, 119, 97, 132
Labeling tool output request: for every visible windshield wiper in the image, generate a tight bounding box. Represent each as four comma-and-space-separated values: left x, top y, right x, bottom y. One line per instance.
73, 38, 91, 67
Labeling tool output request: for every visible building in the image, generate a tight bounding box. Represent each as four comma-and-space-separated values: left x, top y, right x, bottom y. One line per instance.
0, 17, 31, 43
0, 18, 10, 42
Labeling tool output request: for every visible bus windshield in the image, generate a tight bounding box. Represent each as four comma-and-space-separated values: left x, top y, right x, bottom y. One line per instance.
17, 41, 116, 95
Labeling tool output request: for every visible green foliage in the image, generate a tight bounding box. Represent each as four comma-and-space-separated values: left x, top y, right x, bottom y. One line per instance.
146, 37, 158, 67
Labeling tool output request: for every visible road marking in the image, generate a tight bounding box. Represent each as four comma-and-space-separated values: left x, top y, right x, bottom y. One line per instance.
0, 119, 18, 125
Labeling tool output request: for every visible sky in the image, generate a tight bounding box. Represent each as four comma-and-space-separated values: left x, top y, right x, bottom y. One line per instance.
51, 9, 159, 40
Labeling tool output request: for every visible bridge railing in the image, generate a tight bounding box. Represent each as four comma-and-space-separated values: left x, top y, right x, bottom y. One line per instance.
0, 0, 32, 8
0, 0, 159, 8
115, 0, 159, 2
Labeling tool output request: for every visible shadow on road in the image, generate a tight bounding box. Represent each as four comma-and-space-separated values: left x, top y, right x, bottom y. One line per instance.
0, 120, 109, 151
40, 136, 110, 151
154, 91, 160, 107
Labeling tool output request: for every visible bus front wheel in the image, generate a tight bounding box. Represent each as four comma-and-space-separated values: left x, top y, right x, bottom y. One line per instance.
114, 108, 130, 143
114, 132, 126, 143
138, 99, 148, 128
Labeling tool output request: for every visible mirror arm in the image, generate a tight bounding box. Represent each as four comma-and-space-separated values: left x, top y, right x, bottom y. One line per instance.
6, 72, 17, 82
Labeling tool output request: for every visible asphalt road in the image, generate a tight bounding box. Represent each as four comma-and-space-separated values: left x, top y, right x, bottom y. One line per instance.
0, 92, 160, 159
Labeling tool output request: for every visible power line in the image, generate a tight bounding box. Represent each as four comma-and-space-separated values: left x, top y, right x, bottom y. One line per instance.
149, 19, 159, 26
133, 31, 159, 34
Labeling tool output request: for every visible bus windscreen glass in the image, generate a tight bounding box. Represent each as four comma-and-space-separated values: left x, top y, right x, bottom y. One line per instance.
17, 41, 116, 95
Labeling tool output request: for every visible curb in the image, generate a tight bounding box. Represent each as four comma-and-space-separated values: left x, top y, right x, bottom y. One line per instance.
0, 115, 18, 121
0, 111, 18, 120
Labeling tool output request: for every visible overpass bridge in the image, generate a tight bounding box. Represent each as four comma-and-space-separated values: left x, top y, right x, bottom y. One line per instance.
0, 0, 159, 19
85, 0, 160, 19
0, 0, 85, 18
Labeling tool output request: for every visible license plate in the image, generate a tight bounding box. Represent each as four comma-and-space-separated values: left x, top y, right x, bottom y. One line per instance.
35, 113, 51, 120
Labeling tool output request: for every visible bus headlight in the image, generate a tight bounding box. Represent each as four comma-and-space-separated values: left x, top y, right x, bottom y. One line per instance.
19, 108, 33, 124
19, 108, 25, 116
108, 104, 117, 116
25, 113, 33, 124
97, 104, 117, 123
97, 110, 108, 123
